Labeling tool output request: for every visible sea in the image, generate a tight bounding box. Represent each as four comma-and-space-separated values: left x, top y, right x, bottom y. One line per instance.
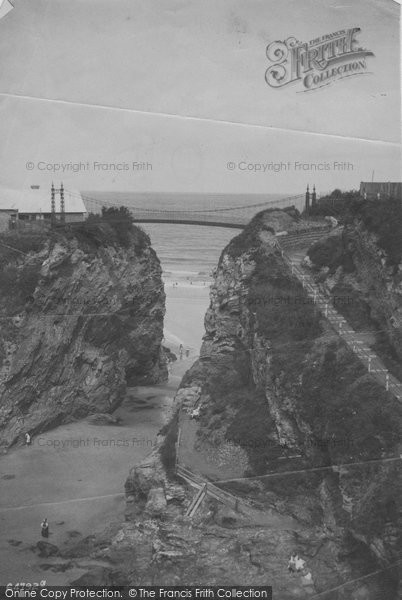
84, 192, 304, 278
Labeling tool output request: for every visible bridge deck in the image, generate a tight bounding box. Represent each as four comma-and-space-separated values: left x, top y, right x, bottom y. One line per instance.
131, 218, 244, 229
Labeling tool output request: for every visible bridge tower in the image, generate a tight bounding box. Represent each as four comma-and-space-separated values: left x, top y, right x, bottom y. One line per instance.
50, 182, 56, 226
60, 182, 65, 224
50, 182, 66, 226
311, 185, 317, 209
305, 184, 310, 214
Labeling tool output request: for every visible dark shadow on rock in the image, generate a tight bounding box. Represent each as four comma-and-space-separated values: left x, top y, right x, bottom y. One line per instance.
66, 530, 82, 539
70, 566, 129, 586
86, 413, 121, 425
61, 535, 96, 558
36, 541, 59, 557
40, 561, 74, 572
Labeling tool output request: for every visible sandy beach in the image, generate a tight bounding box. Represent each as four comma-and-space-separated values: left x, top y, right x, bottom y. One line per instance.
163, 273, 211, 356
0, 273, 211, 585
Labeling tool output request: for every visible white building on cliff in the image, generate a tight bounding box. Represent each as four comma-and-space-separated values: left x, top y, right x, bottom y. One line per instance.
0, 185, 87, 230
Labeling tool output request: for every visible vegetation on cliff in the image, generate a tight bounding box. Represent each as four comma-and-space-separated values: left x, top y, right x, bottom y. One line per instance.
70, 206, 151, 251
308, 190, 402, 268
185, 207, 402, 480
0, 207, 151, 313
307, 207, 402, 382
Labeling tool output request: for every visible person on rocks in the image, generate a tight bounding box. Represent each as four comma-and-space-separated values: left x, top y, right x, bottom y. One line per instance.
25, 432, 31, 446
288, 555, 296, 573
295, 555, 306, 572
41, 518, 49, 538
179, 344, 183, 360
301, 571, 313, 585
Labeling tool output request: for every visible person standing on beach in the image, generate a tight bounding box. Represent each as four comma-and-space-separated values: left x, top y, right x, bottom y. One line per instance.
41, 518, 49, 538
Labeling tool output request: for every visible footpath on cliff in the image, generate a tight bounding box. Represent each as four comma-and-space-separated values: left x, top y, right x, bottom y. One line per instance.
0, 277, 209, 585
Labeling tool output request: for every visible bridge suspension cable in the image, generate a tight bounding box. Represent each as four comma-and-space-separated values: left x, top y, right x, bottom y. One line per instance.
66, 189, 304, 214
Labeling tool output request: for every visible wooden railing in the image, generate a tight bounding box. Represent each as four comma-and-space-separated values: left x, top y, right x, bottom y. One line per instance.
176, 464, 256, 517
275, 238, 402, 401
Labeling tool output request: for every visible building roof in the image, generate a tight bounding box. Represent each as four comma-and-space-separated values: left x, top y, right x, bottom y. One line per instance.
360, 182, 402, 198
0, 187, 87, 214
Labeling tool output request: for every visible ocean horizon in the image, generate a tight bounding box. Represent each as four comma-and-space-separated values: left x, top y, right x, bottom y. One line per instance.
83, 191, 305, 277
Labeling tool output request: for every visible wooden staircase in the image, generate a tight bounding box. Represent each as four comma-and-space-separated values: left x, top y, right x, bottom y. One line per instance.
176, 464, 255, 518
185, 483, 207, 517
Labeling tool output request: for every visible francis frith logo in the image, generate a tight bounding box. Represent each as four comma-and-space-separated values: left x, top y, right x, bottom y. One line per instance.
265, 28, 374, 91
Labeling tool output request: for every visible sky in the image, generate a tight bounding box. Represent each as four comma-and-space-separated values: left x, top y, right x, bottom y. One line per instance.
0, 0, 400, 195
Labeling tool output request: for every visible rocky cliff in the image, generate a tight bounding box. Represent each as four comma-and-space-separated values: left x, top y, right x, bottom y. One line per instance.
177, 209, 402, 597
0, 220, 167, 447
63, 209, 402, 598
306, 223, 402, 379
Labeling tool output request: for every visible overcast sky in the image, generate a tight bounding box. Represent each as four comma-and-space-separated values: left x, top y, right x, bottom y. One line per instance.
0, 0, 400, 194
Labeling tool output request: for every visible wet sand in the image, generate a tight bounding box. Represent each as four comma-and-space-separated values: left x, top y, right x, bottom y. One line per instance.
0, 275, 210, 585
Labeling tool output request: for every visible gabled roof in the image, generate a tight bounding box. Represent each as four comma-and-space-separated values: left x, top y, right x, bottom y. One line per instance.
0, 187, 87, 214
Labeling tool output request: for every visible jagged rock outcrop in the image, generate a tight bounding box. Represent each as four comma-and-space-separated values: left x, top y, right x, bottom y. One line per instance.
179, 209, 402, 597
124, 440, 186, 521
0, 222, 167, 446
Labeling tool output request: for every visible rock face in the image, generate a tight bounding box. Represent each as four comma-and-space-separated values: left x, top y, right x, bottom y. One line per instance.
144, 487, 168, 517
36, 541, 59, 557
307, 224, 402, 366
63, 209, 402, 597
180, 210, 402, 597
124, 442, 186, 521
0, 222, 167, 446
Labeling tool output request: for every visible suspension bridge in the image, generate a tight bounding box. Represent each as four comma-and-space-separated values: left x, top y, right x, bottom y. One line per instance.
76, 191, 306, 229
